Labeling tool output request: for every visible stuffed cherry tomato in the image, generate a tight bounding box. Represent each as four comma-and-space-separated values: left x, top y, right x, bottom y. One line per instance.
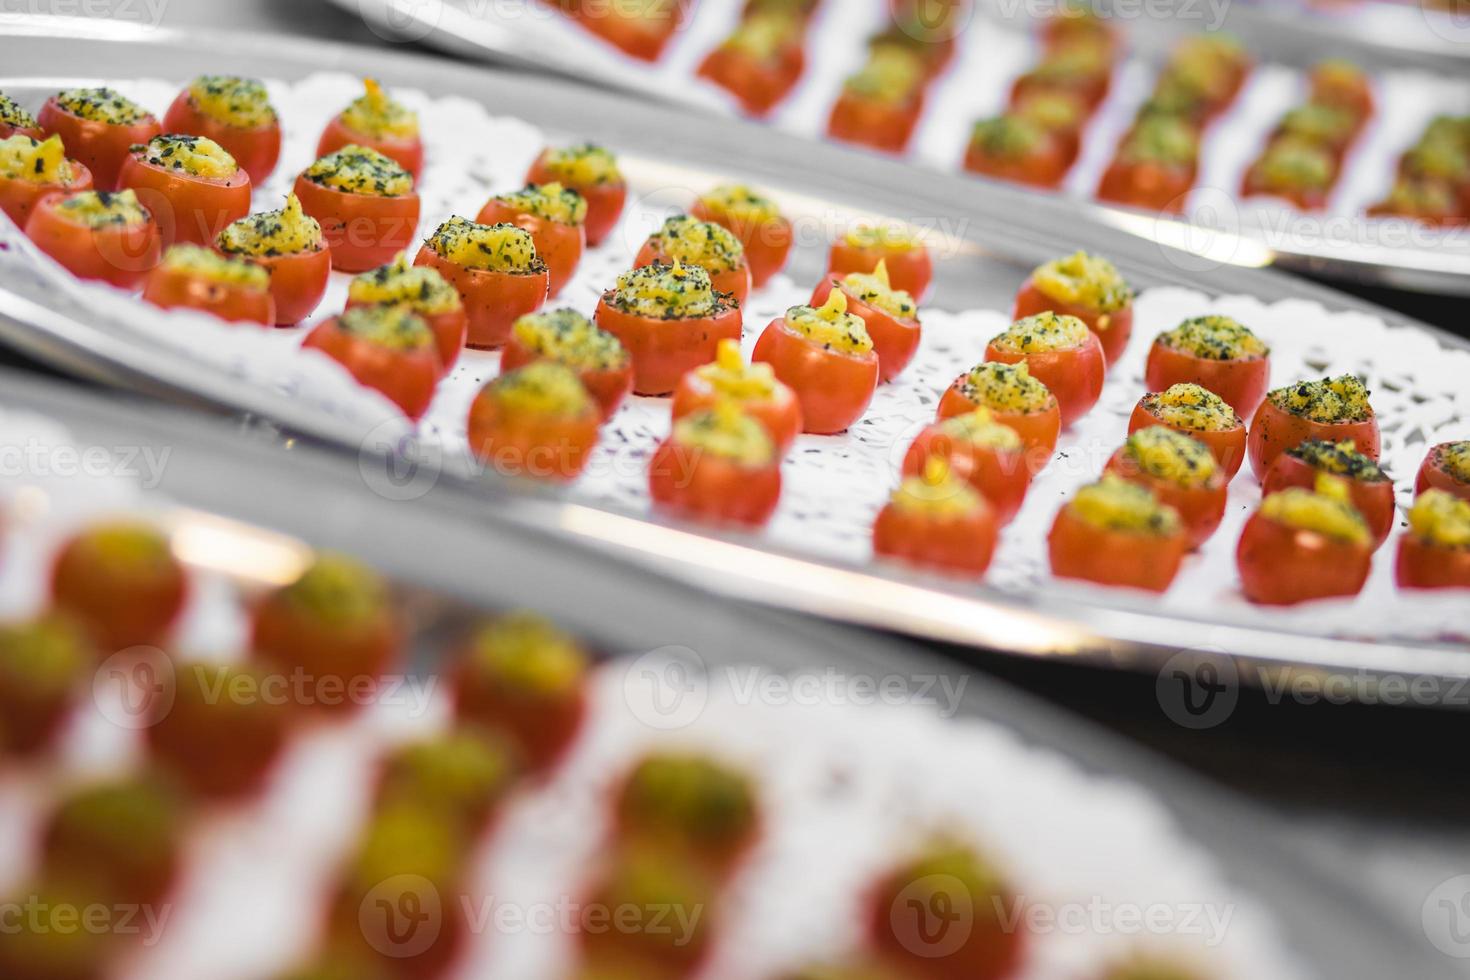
453, 612, 591, 772
526, 143, 626, 248
1368, 177, 1465, 228
1237, 474, 1372, 605
1416, 441, 1470, 503
1264, 440, 1394, 548
147, 661, 290, 799
828, 47, 928, 154
375, 729, 520, 839
1148, 34, 1252, 124
50, 521, 186, 652
478, 182, 586, 298
594, 262, 742, 396
811, 259, 921, 383
43, 775, 185, 907
672, 338, 801, 454
698, 12, 806, 117
964, 115, 1070, 188
903, 409, 1031, 525
636, 213, 752, 309
1049, 475, 1189, 592
317, 79, 423, 181
577, 848, 718, 979
1014, 250, 1135, 366
0, 134, 92, 228
0, 91, 42, 141
37, 87, 159, 191
868, 840, 1025, 980
415, 216, 549, 349
1248, 375, 1379, 481
117, 134, 252, 247
576, 0, 686, 61
1130, 383, 1247, 481
691, 184, 793, 288
1274, 102, 1361, 161
466, 361, 601, 482
1397, 490, 1470, 590
1011, 42, 1113, 111
25, 188, 162, 289
163, 75, 281, 184
614, 753, 761, 880
502, 308, 633, 421
985, 312, 1105, 429
1106, 426, 1227, 549
754, 290, 879, 434
143, 243, 274, 325
302, 305, 441, 420
875, 458, 1000, 577
650, 403, 782, 527
0, 615, 90, 758
1042, 1, 1117, 55
1012, 90, 1088, 167
1309, 60, 1374, 127
1097, 115, 1200, 215
1242, 138, 1337, 211
1145, 315, 1271, 420
938, 361, 1061, 471
293, 144, 419, 273
216, 193, 331, 326
348, 251, 467, 369
828, 223, 933, 302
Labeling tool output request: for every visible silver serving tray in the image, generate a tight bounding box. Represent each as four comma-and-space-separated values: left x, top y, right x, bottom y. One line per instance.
2, 365, 1457, 980
340, 0, 1470, 296
2, 19, 1469, 708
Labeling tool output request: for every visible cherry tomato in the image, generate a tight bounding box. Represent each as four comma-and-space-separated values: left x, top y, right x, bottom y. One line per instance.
985, 331, 1105, 430
0, 156, 92, 229
1049, 506, 1188, 592
575, 4, 684, 61
293, 169, 419, 274
465, 364, 602, 482
1129, 397, 1247, 481
500, 314, 633, 422
143, 250, 275, 326
1105, 447, 1227, 549
1247, 398, 1380, 482
0, 615, 91, 758
903, 421, 1031, 525
37, 92, 160, 191
1264, 450, 1394, 549
873, 491, 1000, 577
828, 90, 925, 154
117, 142, 252, 248
649, 430, 783, 527
238, 244, 331, 327
1145, 335, 1270, 421
146, 661, 290, 799
25, 190, 162, 289
594, 290, 743, 397
415, 244, 549, 350
698, 41, 805, 117
1096, 157, 1196, 213
753, 317, 879, 434
827, 231, 933, 302
162, 87, 281, 184
671, 340, 802, 455
1241, 143, 1335, 211
1397, 534, 1470, 590
302, 311, 441, 420
1014, 274, 1134, 367
50, 521, 186, 652
811, 274, 921, 383
346, 293, 466, 373
1236, 511, 1372, 605
43, 775, 185, 908
1416, 442, 1470, 503
374, 729, 520, 838
964, 124, 1071, 188
477, 196, 585, 299
613, 754, 761, 881
937, 377, 1061, 467
691, 192, 793, 288
635, 236, 752, 310
577, 849, 717, 979
526, 147, 626, 248
317, 114, 423, 184
1310, 61, 1375, 124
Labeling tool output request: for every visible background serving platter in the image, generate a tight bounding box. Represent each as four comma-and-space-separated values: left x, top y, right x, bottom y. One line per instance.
1, 20, 1469, 707
339, 0, 1470, 296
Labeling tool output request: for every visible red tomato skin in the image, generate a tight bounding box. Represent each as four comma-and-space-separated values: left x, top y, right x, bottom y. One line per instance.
316, 114, 424, 182
501, 333, 632, 422
873, 502, 998, 577
292, 173, 420, 273
1241, 164, 1331, 211
143, 262, 275, 326
162, 90, 282, 184
145, 666, 289, 800
414, 245, 549, 350
690, 198, 793, 288
0, 676, 75, 758
593, 293, 743, 397
867, 869, 1026, 980
1104, 448, 1227, 550
1096, 158, 1196, 213
1236, 512, 1372, 605
1011, 71, 1110, 112
752, 318, 879, 434
1049, 508, 1187, 592
811, 277, 921, 383
1128, 401, 1247, 482
302, 317, 441, 420
1247, 400, 1380, 483
117, 151, 253, 248
0, 122, 43, 141
37, 96, 160, 191
453, 655, 588, 773
984, 333, 1105, 430
1416, 444, 1470, 503
1013, 276, 1134, 367
49, 534, 187, 653
477, 198, 586, 299
648, 438, 782, 527
0, 160, 92, 229
465, 390, 601, 483
25, 192, 162, 290
827, 91, 924, 154
964, 134, 1071, 189
936, 380, 1061, 468
348, 294, 467, 372
672, 370, 802, 456
698, 44, 805, 117
526, 152, 627, 248
827, 238, 934, 302
903, 425, 1031, 525
235, 245, 332, 327
575, 5, 682, 61
634, 238, 752, 310
250, 593, 402, 715
1397, 535, 1470, 590
1144, 338, 1270, 421
1263, 452, 1395, 549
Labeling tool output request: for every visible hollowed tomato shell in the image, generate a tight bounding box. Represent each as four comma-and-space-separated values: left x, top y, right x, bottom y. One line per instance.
163, 90, 283, 184
501, 331, 633, 422
812, 277, 921, 383
1263, 452, 1396, 549
25, 191, 162, 290
1013, 275, 1134, 367
465, 388, 601, 483
1396, 535, 1470, 590
1247, 399, 1380, 483
1236, 512, 1372, 605
143, 262, 275, 326
1129, 400, 1247, 482
752, 318, 879, 434
37, 96, 160, 191
1048, 507, 1188, 593
0, 160, 92, 229
414, 245, 548, 350
1415, 443, 1470, 503
302, 316, 441, 420
697, 44, 805, 117
293, 173, 420, 273
648, 437, 782, 528
1144, 338, 1270, 421
1096, 158, 1197, 214
964, 134, 1071, 189
526, 151, 627, 248
936, 379, 1061, 468
1105, 447, 1227, 550
985, 333, 1106, 430
118, 151, 253, 248
827, 237, 933, 302
904, 425, 1032, 526
316, 114, 424, 182
477, 199, 586, 299
347, 294, 467, 372
690, 198, 793, 289
672, 370, 802, 456
593, 292, 743, 397
827, 91, 924, 155
231, 245, 332, 327
873, 501, 999, 578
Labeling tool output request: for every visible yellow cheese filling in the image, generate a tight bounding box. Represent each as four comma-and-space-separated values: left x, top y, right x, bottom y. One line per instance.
54, 87, 152, 125
55, 189, 149, 229
302, 144, 412, 197
0, 135, 74, 184
1143, 383, 1241, 432
159, 243, 269, 289
1031, 250, 1132, 314
844, 222, 922, 252
891, 457, 985, 519
487, 361, 594, 417
217, 194, 324, 256
784, 289, 872, 355
1122, 426, 1218, 487
844, 46, 926, 104
611, 262, 719, 319
511, 308, 629, 372
426, 216, 543, 274
1268, 375, 1373, 424
339, 79, 418, 140
672, 401, 776, 467
991, 312, 1090, 355
1069, 473, 1182, 535
0, 614, 88, 692
336, 304, 434, 352
349, 252, 460, 316
958, 361, 1055, 414
1408, 489, 1470, 549
619, 753, 757, 841
1157, 314, 1269, 360
840, 260, 917, 320
1431, 441, 1470, 485
0, 91, 38, 132
646, 215, 745, 274
724, 10, 801, 60
539, 143, 622, 187
938, 407, 1025, 452
280, 553, 388, 625
1260, 473, 1370, 546
693, 339, 777, 401
466, 612, 589, 695
698, 184, 781, 225
186, 75, 276, 129
133, 134, 238, 179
